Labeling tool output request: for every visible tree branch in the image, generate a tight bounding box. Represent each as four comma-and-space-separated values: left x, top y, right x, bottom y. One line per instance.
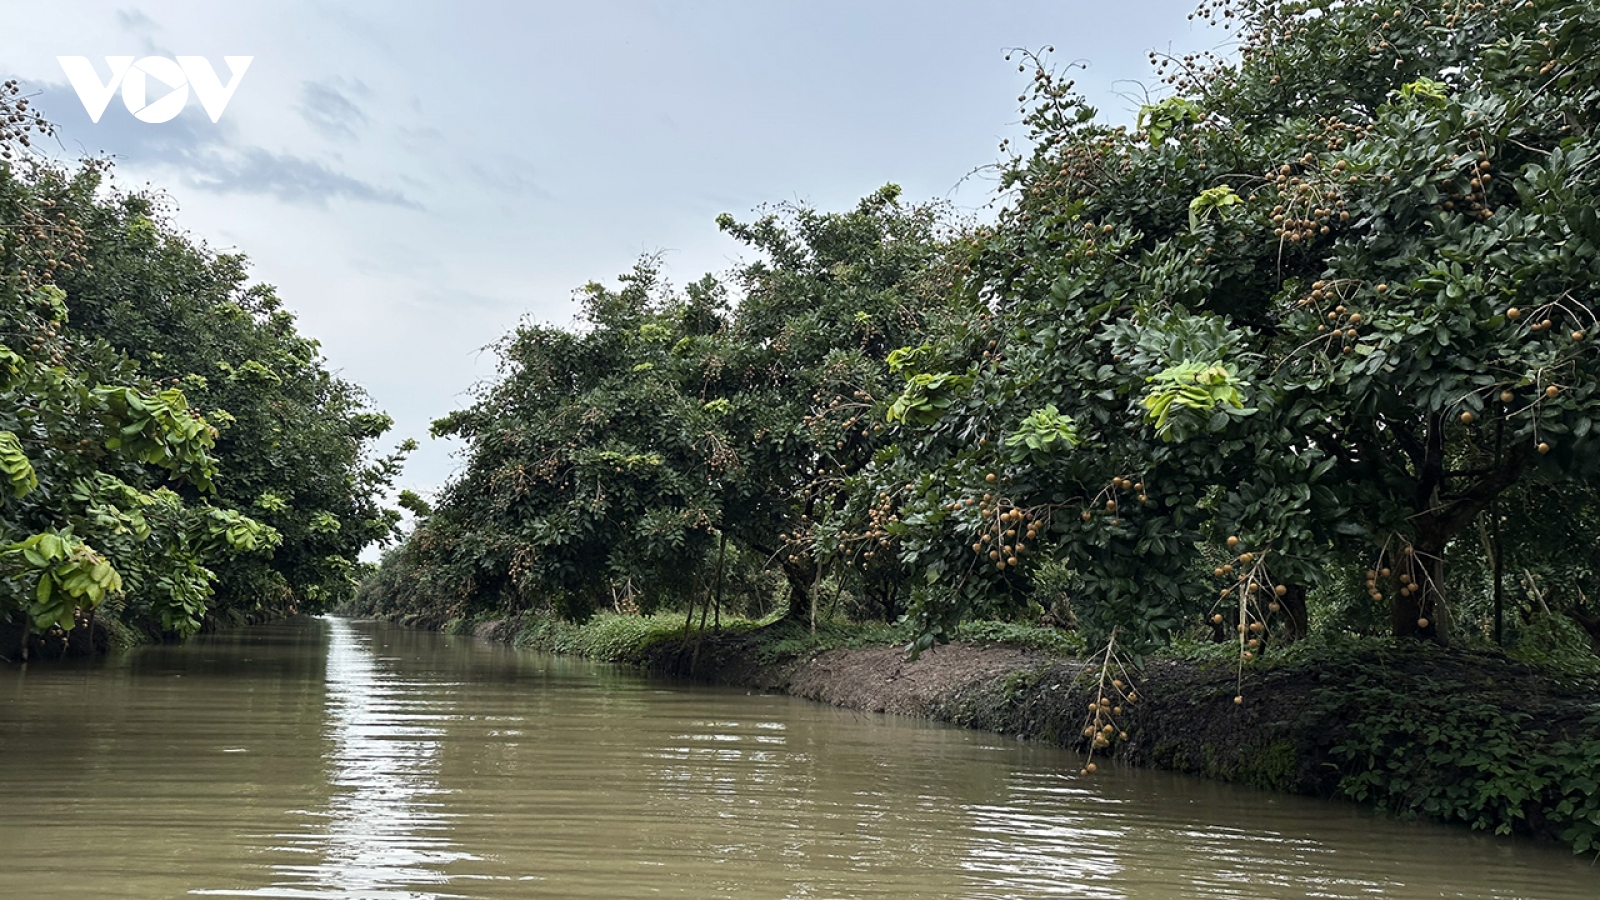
1416, 442, 1532, 538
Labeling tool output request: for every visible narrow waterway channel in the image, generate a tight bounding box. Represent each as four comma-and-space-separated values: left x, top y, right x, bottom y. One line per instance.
0, 617, 1593, 899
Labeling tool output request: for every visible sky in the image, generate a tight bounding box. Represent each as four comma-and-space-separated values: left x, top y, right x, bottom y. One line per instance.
3, 1, 1222, 506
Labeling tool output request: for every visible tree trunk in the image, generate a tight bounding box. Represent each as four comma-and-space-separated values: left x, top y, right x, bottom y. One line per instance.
1278, 584, 1310, 644
1391, 533, 1450, 645
779, 556, 816, 624
1385, 424, 1527, 646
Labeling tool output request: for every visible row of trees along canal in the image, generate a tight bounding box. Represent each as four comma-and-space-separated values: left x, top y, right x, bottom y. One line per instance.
354, 0, 1600, 662
0, 80, 410, 659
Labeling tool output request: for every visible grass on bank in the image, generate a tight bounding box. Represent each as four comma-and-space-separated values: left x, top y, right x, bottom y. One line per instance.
459, 610, 1087, 666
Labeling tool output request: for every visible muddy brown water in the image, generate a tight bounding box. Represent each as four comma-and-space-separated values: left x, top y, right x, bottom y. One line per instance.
0, 618, 1594, 899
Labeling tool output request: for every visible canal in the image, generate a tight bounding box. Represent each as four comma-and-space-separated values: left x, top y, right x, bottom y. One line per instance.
0, 617, 1593, 898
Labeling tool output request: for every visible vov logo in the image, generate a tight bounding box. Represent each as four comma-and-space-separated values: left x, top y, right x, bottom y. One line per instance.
57, 56, 253, 124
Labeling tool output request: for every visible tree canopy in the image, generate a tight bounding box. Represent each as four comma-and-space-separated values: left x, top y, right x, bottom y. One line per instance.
367, 188, 955, 625
363, 0, 1600, 662
0, 80, 405, 648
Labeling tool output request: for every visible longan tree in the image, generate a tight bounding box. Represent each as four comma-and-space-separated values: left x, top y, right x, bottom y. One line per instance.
381, 189, 956, 624
1, 80, 405, 645
1, 82, 278, 643
864, 0, 1600, 649
708, 186, 956, 622
422, 262, 732, 621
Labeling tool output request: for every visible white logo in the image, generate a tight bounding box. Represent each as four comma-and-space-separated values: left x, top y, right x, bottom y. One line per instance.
57, 56, 253, 124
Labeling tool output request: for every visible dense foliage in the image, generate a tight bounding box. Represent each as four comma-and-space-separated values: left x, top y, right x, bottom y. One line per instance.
0, 81, 404, 649
843, 0, 1600, 654
366, 0, 1600, 665
354, 188, 955, 625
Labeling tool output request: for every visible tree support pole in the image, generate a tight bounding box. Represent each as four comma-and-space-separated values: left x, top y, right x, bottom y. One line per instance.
712, 532, 726, 633
1492, 500, 1505, 647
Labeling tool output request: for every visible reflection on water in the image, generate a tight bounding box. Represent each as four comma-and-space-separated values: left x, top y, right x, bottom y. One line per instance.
962, 776, 1125, 898
197, 617, 477, 898
1, 617, 1596, 899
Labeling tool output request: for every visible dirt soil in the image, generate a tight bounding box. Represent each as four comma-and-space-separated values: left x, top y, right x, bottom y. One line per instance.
638, 626, 1599, 801
773, 643, 1060, 716
659, 632, 1264, 779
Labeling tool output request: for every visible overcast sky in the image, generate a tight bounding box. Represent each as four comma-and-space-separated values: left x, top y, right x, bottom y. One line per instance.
4, 1, 1220, 505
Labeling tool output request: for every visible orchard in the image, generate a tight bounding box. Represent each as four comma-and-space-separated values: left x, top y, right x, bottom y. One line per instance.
366, 0, 1600, 665
861, 0, 1600, 652
0, 80, 408, 648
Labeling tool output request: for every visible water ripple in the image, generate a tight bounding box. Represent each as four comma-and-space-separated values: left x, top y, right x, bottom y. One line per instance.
194, 618, 477, 898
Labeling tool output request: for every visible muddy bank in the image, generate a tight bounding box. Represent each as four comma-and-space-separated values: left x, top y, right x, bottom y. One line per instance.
637, 627, 1318, 789
452, 614, 1600, 852
649, 634, 1064, 717
0, 617, 112, 662
0, 604, 300, 663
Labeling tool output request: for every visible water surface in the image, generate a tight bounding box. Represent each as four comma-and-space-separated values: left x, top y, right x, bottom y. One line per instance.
0, 617, 1593, 898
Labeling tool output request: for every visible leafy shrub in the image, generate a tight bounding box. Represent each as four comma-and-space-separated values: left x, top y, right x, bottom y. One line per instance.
1312, 657, 1600, 854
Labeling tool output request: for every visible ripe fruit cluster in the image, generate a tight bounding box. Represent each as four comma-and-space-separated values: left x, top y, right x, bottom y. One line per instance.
1441, 152, 1497, 221
955, 489, 1043, 573
1363, 544, 1427, 607
1268, 155, 1350, 244
1081, 690, 1135, 752
1507, 302, 1590, 353
1077, 629, 1139, 778
1110, 475, 1148, 505
842, 491, 900, 567
1208, 536, 1288, 667
13, 316, 69, 369
0, 115, 93, 289
1321, 304, 1363, 351
0, 79, 53, 162
1295, 116, 1373, 155
1297, 279, 1375, 357
780, 516, 814, 564
802, 391, 876, 453
1079, 475, 1146, 528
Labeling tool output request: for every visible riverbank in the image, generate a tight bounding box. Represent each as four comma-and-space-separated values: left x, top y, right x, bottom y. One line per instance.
0, 604, 296, 663
395, 611, 1600, 855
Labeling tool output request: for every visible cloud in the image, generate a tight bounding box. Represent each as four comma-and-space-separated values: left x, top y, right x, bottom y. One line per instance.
113, 8, 172, 58
298, 77, 369, 141
27, 79, 417, 209
116, 9, 158, 32
396, 125, 446, 151
466, 158, 554, 201
188, 147, 420, 208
